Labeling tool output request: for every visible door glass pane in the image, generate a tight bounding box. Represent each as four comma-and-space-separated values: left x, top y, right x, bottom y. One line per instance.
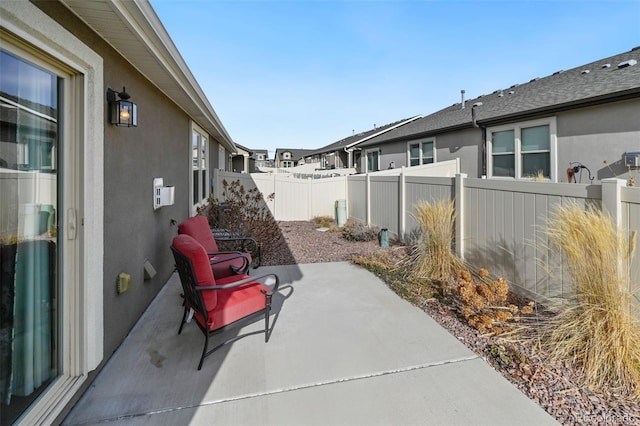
0, 50, 59, 425
521, 125, 549, 151
492, 130, 514, 153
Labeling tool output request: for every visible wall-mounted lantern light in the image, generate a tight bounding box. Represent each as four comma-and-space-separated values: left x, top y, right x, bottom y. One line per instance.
107, 87, 137, 127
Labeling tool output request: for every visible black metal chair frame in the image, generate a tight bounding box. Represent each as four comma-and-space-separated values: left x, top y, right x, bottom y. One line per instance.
171, 246, 278, 370
211, 228, 262, 268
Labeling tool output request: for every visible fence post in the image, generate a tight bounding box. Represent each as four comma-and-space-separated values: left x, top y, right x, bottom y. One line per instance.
455, 173, 467, 260
602, 178, 626, 229
399, 166, 406, 241
366, 173, 371, 226
212, 168, 219, 200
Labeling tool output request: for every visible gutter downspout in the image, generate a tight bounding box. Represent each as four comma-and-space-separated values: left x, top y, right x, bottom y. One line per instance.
472, 104, 486, 176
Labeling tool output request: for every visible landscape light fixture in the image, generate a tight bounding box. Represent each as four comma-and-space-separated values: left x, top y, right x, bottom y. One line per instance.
107, 86, 137, 127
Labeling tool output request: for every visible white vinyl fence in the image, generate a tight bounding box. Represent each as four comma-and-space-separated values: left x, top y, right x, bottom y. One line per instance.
212, 167, 639, 313
212, 170, 348, 221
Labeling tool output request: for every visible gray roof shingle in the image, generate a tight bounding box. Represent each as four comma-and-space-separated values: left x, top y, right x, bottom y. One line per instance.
359, 48, 640, 147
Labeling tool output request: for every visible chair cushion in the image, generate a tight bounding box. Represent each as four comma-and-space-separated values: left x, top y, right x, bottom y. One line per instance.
172, 234, 218, 308
178, 216, 219, 253
195, 274, 270, 331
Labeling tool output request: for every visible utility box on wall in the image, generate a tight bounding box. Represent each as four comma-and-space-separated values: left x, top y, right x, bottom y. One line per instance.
624, 152, 640, 168
153, 177, 175, 210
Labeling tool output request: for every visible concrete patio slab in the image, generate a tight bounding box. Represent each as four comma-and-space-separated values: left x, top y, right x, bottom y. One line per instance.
63, 262, 558, 426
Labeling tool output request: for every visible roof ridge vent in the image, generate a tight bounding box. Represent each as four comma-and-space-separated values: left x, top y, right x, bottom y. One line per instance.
618, 59, 638, 69
631, 46, 640, 52
602, 63, 611, 68
581, 69, 590, 74
553, 70, 564, 75
529, 77, 540, 82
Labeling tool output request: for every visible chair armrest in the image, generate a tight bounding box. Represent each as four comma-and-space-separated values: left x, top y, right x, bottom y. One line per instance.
207, 250, 245, 261
195, 273, 279, 294
212, 237, 262, 268
207, 251, 249, 273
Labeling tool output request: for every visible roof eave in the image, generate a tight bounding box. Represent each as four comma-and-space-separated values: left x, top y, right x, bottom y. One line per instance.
59, 0, 237, 153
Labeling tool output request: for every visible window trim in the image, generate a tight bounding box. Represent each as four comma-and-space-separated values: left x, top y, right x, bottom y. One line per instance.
407, 138, 436, 167
1, 2, 104, 424
191, 122, 209, 213
486, 117, 557, 182
365, 148, 380, 172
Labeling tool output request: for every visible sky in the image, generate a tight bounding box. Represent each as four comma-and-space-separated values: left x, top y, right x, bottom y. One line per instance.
150, 0, 640, 157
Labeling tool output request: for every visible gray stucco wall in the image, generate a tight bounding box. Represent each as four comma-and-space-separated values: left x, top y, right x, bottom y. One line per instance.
34, 2, 193, 358
434, 128, 482, 177
360, 127, 482, 176
557, 98, 640, 182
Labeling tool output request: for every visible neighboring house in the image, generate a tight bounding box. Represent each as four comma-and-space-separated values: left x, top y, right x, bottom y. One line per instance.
307, 116, 423, 173
358, 48, 640, 181
250, 149, 273, 170
232, 143, 251, 173
0, 1, 238, 424
273, 148, 316, 168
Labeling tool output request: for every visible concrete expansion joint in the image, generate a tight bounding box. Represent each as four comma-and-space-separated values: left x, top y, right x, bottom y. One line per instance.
80, 355, 480, 424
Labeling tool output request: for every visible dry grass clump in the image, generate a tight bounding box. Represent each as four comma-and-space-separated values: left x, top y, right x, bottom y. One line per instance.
410, 199, 463, 286
341, 219, 380, 242
457, 268, 534, 335
353, 249, 434, 303
537, 203, 640, 399
311, 216, 339, 232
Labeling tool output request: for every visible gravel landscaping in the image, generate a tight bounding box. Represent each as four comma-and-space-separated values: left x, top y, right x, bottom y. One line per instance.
267, 220, 640, 426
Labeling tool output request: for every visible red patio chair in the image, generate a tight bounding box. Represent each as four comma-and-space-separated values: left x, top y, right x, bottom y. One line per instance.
178, 215, 258, 278
170, 234, 279, 370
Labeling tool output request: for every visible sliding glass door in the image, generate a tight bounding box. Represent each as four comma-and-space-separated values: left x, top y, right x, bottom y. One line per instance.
0, 49, 60, 426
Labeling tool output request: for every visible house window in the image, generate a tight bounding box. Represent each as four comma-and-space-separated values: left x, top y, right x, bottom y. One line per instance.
282, 161, 293, 168
366, 149, 380, 172
488, 118, 556, 181
218, 145, 226, 171
192, 124, 209, 207
408, 140, 434, 166
283, 152, 291, 160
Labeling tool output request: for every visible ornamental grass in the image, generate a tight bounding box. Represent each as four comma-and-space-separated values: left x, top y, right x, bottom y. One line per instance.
410, 199, 463, 286
539, 203, 640, 399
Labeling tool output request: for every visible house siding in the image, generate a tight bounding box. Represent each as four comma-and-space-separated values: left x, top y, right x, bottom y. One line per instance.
556, 98, 640, 182
33, 0, 193, 362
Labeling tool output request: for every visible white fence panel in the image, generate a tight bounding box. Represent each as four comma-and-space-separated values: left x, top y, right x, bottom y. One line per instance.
273, 175, 310, 221
404, 176, 455, 236
347, 176, 366, 223
369, 176, 399, 234
310, 176, 348, 218
462, 179, 602, 302
621, 187, 640, 315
